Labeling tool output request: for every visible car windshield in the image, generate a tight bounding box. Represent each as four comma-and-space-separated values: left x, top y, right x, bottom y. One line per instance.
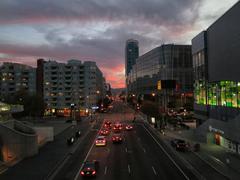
84, 162, 94, 169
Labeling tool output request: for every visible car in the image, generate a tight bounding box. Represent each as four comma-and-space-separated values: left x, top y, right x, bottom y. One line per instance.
104, 121, 112, 129
113, 123, 123, 132
171, 139, 189, 151
80, 160, 99, 177
95, 136, 107, 146
75, 130, 81, 138
104, 121, 112, 126
112, 133, 123, 143
125, 124, 133, 131
99, 129, 109, 136
67, 136, 75, 145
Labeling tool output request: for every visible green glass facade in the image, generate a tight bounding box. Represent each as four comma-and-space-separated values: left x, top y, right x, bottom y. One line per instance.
195, 81, 240, 108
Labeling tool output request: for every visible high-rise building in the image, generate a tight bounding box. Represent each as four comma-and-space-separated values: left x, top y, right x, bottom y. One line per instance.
125, 39, 139, 76
0, 62, 36, 98
37, 59, 106, 116
192, 1, 240, 153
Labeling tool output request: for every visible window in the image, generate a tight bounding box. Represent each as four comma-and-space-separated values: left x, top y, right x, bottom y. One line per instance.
238, 83, 240, 108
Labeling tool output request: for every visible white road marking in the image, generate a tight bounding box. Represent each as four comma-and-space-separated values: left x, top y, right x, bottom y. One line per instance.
152, 166, 157, 175
141, 124, 190, 180
142, 148, 146, 153
104, 166, 108, 175
125, 147, 128, 153
128, 164, 131, 174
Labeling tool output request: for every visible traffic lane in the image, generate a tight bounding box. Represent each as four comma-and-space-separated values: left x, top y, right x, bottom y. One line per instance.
97, 131, 130, 180
135, 124, 196, 180
0, 117, 94, 180
181, 151, 228, 179
124, 128, 158, 180
52, 117, 104, 180
54, 130, 99, 180
78, 114, 131, 180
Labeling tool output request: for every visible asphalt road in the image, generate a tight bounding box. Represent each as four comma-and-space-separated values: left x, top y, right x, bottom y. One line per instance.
71, 101, 197, 180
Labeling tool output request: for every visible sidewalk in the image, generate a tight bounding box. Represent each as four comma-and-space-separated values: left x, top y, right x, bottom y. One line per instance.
163, 126, 240, 180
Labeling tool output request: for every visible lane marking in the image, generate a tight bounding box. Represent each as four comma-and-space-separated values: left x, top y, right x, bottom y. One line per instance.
125, 147, 128, 153
128, 164, 131, 174
142, 148, 146, 153
152, 166, 157, 175
141, 124, 190, 180
104, 166, 108, 175
74, 120, 105, 180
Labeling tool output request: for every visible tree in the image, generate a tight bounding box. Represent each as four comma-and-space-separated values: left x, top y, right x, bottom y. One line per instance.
141, 101, 161, 119
2, 89, 45, 118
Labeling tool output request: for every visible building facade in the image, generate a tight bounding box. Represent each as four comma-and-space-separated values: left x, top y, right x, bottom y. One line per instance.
37, 59, 106, 116
0, 62, 36, 98
125, 39, 139, 92
192, 2, 240, 153
127, 44, 193, 106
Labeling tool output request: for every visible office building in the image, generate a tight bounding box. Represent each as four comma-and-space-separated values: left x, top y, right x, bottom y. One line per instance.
192, 1, 240, 152
127, 44, 193, 106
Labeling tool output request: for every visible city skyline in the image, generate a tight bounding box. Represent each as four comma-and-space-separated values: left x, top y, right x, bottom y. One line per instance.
0, 0, 238, 88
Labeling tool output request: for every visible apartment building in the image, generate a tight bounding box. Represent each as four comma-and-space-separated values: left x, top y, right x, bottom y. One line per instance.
0, 62, 36, 98
37, 59, 106, 116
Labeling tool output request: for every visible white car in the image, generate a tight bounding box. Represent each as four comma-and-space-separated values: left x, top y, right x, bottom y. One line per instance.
95, 136, 107, 146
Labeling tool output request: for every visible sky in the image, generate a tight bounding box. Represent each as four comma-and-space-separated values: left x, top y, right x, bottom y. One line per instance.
0, 0, 238, 88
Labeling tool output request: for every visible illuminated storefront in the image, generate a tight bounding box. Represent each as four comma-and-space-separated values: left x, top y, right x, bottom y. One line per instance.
194, 81, 240, 108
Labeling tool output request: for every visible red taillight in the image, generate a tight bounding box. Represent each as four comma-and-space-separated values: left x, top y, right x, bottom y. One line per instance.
80, 171, 84, 175
92, 170, 96, 175
103, 139, 106, 143
96, 140, 98, 143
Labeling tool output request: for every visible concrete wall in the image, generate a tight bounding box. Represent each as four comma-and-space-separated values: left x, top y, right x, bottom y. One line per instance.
0, 120, 38, 163
207, 2, 240, 82
34, 127, 54, 146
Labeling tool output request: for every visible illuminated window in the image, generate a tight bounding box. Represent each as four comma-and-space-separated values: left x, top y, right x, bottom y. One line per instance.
208, 84, 217, 106
238, 82, 240, 108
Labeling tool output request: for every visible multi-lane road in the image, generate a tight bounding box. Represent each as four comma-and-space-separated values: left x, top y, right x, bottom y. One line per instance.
53, 101, 198, 180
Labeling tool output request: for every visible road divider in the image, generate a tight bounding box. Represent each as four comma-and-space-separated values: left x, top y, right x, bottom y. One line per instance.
152, 166, 157, 175
104, 166, 108, 175
128, 164, 131, 174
